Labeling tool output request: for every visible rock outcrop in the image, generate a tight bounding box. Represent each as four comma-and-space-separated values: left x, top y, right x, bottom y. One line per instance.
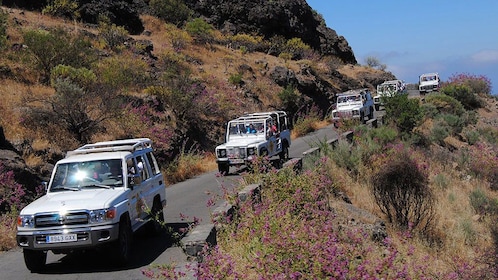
185, 0, 356, 64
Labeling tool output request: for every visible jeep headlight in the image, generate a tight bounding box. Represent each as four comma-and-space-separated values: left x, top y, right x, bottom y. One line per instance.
89, 208, 116, 224
352, 110, 360, 116
17, 215, 35, 228
247, 147, 256, 156
217, 149, 227, 158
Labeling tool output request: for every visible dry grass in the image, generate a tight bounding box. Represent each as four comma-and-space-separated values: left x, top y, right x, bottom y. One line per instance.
326, 150, 498, 276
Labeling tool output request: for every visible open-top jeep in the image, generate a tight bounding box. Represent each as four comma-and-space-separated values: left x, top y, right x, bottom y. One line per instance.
374, 79, 406, 111
215, 111, 291, 174
419, 72, 440, 94
331, 88, 375, 127
16, 138, 167, 272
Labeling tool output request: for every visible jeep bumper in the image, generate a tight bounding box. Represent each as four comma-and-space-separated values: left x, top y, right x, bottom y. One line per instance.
17, 223, 119, 251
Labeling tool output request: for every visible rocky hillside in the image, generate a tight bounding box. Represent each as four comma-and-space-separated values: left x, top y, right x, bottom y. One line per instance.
0, 1, 395, 194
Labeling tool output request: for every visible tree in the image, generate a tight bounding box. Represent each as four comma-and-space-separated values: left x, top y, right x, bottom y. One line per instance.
23, 28, 94, 84
23, 66, 121, 144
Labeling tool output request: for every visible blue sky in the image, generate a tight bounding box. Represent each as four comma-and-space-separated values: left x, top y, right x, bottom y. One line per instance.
306, 0, 498, 94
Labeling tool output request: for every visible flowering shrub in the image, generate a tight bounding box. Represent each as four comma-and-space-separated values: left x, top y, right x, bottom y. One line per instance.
467, 142, 498, 190
0, 163, 27, 213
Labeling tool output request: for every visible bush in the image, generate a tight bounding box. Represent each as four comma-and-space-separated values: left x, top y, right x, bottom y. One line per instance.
371, 149, 436, 232
278, 85, 299, 114
226, 33, 264, 53
22, 28, 94, 84
446, 73, 492, 96
422, 93, 465, 117
149, 0, 191, 26
98, 19, 129, 51
185, 18, 214, 44
469, 188, 498, 216
440, 83, 483, 110
42, 0, 80, 20
283, 37, 311, 60
383, 94, 422, 135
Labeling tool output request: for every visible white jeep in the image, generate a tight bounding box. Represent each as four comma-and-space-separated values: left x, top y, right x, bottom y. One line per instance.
215, 111, 291, 174
418, 72, 440, 94
374, 80, 407, 111
331, 88, 375, 126
16, 138, 167, 272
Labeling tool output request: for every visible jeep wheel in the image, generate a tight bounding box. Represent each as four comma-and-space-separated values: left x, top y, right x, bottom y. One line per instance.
218, 163, 229, 175
113, 216, 132, 266
279, 145, 289, 162
23, 249, 46, 272
148, 198, 165, 235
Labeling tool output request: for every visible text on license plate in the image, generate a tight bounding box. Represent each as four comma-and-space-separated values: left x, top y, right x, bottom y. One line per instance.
46, 234, 77, 243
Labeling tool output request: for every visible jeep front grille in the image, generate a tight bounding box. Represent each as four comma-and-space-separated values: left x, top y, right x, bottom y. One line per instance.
227, 147, 247, 159
35, 212, 89, 227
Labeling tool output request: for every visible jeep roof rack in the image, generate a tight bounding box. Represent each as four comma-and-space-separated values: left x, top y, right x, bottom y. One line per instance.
66, 138, 152, 157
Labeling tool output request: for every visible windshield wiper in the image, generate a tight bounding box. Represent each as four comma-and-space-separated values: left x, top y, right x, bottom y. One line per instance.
51, 186, 81, 192
83, 184, 113, 189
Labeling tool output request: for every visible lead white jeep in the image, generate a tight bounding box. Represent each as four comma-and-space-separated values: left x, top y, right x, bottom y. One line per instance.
16, 138, 167, 272
331, 88, 375, 127
215, 111, 291, 174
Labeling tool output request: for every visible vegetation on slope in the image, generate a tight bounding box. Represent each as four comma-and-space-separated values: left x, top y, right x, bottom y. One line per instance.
146, 74, 498, 278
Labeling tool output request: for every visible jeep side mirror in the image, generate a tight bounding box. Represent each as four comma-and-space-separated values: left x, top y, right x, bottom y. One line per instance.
42, 181, 48, 192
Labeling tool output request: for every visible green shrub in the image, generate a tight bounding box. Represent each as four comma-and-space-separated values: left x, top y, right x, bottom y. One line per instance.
150, 0, 191, 26
478, 126, 498, 145
283, 37, 311, 60
440, 83, 483, 110
185, 18, 214, 44
98, 19, 129, 51
469, 188, 498, 216
50, 65, 96, 89
95, 56, 150, 90
422, 93, 465, 117
22, 28, 94, 84
227, 33, 264, 53
42, 0, 80, 20
464, 129, 480, 145
228, 72, 243, 85
278, 85, 299, 114
383, 94, 422, 135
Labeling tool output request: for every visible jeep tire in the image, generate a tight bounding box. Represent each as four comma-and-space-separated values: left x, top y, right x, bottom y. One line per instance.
279, 144, 289, 162
148, 198, 165, 235
23, 249, 46, 272
113, 216, 132, 266
218, 163, 229, 175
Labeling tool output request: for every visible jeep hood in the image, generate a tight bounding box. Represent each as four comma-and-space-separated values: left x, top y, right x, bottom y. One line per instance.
20, 189, 124, 215
221, 138, 264, 148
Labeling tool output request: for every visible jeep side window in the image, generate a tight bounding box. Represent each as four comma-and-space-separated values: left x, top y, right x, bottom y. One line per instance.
137, 155, 149, 180
146, 152, 160, 175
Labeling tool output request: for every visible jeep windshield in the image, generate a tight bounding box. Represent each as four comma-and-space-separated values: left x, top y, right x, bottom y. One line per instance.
337, 94, 361, 104
377, 84, 397, 94
50, 159, 123, 191
228, 121, 265, 135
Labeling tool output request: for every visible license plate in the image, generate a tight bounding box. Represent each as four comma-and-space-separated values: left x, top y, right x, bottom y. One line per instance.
230, 159, 244, 164
46, 234, 77, 243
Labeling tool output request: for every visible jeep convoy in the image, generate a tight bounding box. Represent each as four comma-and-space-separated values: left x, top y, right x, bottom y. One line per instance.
16, 138, 167, 272
215, 111, 291, 174
331, 88, 375, 126
419, 72, 440, 94
373, 79, 406, 111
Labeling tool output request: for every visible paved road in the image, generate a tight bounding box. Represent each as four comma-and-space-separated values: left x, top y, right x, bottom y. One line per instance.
0, 124, 340, 280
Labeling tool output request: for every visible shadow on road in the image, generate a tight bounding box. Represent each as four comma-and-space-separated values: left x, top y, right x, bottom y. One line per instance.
36, 222, 190, 274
